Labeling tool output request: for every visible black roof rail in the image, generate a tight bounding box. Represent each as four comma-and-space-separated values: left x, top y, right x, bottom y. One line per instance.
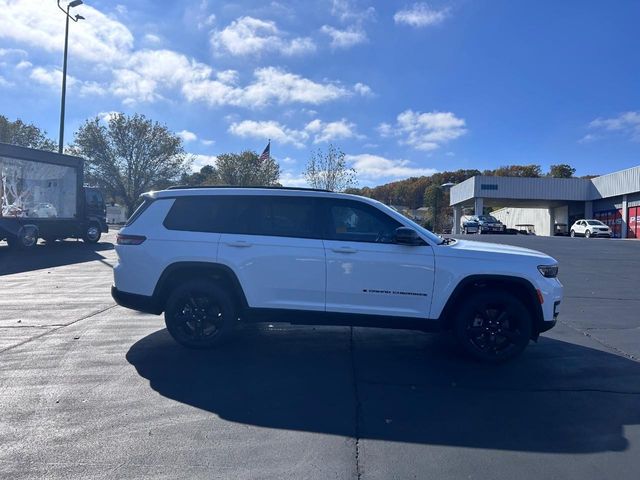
165, 185, 331, 193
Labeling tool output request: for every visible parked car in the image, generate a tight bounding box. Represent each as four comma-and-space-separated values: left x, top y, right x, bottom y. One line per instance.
30, 203, 58, 218
112, 187, 563, 363
463, 215, 505, 234
569, 219, 612, 238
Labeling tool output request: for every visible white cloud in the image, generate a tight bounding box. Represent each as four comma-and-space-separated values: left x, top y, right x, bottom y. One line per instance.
201, 139, 215, 146
587, 111, 640, 142
305, 118, 361, 143
143, 33, 162, 45
228, 117, 361, 147
330, 0, 376, 23
216, 70, 239, 84
347, 154, 438, 180
178, 130, 197, 142
394, 3, 449, 27
321, 25, 367, 48
16, 60, 32, 70
354, 82, 373, 97
0, 75, 13, 87
228, 120, 309, 148
184, 67, 350, 108
0, 0, 134, 65
190, 154, 218, 171
211, 16, 315, 57
380, 109, 467, 151
279, 171, 308, 187
98, 111, 119, 123
30, 66, 75, 88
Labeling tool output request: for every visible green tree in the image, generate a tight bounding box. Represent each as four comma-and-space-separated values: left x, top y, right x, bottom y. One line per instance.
423, 184, 445, 233
486, 165, 542, 177
71, 113, 189, 214
304, 144, 357, 191
181, 164, 220, 186
0, 115, 56, 151
216, 150, 280, 186
548, 164, 575, 178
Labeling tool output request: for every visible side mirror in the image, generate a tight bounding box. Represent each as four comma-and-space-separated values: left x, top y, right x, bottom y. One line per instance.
394, 227, 423, 246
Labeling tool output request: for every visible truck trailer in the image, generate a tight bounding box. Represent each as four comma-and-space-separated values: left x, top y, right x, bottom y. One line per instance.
0, 142, 108, 249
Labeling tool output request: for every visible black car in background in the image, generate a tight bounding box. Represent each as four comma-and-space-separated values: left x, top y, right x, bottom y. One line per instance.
463, 215, 506, 234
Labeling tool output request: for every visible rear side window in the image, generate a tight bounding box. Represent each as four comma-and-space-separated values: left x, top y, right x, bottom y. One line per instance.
163, 196, 234, 232
125, 197, 154, 226
163, 195, 319, 238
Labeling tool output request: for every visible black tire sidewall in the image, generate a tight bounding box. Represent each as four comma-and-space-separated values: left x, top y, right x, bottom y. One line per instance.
164, 280, 237, 349
453, 291, 532, 363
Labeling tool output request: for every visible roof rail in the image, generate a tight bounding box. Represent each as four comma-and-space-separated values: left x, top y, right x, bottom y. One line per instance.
165, 185, 331, 193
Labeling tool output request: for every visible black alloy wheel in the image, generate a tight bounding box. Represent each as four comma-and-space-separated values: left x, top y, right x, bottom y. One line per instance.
453, 291, 532, 362
165, 280, 237, 349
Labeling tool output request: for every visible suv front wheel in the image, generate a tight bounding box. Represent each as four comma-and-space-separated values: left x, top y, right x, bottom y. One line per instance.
453, 291, 532, 362
164, 280, 238, 349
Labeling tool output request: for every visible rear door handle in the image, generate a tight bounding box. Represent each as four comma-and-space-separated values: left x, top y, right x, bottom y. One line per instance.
332, 247, 357, 254
227, 241, 252, 248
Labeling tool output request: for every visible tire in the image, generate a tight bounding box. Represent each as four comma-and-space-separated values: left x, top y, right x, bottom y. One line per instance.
585, 230, 591, 239
7, 225, 39, 250
83, 223, 101, 244
570, 230, 575, 238
164, 280, 238, 349
452, 290, 532, 363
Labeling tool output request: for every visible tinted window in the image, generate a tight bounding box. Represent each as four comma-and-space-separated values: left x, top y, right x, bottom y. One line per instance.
164, 195, 319, 238
324, 199, 401, 243
163, 196, 235, 233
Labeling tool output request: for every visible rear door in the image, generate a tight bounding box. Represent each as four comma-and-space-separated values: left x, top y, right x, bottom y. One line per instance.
218, 195, 326, 311
321, 198, 435, 318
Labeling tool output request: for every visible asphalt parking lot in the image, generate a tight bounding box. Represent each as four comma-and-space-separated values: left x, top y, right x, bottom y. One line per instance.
1, 232, 639, 479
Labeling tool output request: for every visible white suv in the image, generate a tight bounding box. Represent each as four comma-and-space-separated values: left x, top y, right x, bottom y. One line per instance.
570, 219, 612, 238
112, 187, 563, 362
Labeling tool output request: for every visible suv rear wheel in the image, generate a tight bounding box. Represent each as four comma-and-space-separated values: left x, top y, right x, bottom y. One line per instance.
453, 290, 532, 363
164, 279, 238, 349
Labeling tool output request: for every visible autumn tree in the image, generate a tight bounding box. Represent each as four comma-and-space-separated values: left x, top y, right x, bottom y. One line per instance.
215, 150, 280, 186
548, 164, 575, 178
0, 115, 56, 151
304, 144, 357, 192
72, 113, 189, 214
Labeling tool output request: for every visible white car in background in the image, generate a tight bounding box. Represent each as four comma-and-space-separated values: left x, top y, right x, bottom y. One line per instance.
570, 219, 612, 238
30, 203, 58, 218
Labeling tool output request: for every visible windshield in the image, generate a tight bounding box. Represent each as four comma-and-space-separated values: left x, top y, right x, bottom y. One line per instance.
587, 220, 605, 226
478, 215, 498, 222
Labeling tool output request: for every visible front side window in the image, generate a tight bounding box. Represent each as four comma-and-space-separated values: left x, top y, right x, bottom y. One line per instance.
324, 200, 401, 243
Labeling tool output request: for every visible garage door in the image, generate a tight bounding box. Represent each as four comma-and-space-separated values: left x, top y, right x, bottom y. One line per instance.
629, 206, 639, 239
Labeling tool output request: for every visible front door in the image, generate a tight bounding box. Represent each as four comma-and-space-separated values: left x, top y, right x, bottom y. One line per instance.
321, 199, 435, 318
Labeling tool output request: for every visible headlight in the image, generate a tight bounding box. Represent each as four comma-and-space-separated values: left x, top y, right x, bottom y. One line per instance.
538, 265, 558, 278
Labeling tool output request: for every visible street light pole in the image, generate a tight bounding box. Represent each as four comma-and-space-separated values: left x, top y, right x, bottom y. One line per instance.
57, 0, 85, 154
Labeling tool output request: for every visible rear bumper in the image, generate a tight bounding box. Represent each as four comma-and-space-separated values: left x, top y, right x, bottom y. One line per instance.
111, 286, 161, 315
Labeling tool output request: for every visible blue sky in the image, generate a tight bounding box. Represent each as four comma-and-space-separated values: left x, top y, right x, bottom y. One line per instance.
0, 0, 638, 186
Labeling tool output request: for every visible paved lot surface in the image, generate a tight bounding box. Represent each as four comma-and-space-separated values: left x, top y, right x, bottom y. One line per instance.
1, 232, 639, 479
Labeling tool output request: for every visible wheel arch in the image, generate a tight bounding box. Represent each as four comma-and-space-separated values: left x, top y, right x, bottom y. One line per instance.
153, 261, 248, 314
438, 274, 544, 339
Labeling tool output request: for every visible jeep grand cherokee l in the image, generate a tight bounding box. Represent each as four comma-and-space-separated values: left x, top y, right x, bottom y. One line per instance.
112, 187, 563, 362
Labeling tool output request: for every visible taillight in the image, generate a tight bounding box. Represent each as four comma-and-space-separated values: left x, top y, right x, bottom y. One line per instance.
117, 234, 146, 245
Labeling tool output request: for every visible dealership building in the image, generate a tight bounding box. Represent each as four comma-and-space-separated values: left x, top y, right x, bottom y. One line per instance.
449, 165, 640, 238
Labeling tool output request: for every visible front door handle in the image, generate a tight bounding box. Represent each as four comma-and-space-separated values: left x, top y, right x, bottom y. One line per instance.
227, 241, 252, 248
332, 247, 357, 254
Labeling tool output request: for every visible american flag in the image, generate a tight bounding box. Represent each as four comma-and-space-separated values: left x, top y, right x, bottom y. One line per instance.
259, 140, 270, 161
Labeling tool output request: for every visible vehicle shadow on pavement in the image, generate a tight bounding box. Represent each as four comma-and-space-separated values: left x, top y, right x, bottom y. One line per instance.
0, 241, 114, 276
126, 326, 640, 454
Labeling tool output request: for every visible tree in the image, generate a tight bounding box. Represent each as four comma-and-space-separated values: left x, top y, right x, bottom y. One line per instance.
215, 150, 280, 186
424, 185, 446, 233
486, 165, 542, 177
0, 115, 56, 151
548, 164, 575, 178
181, 164, 220, 186
72, 113, 189, 214
304, 144, 357, 192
